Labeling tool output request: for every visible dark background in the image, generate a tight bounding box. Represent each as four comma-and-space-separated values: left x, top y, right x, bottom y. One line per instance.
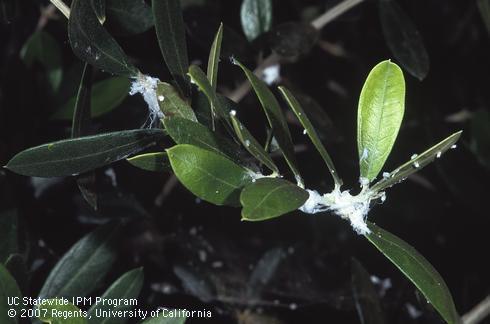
1, 0, 489, 323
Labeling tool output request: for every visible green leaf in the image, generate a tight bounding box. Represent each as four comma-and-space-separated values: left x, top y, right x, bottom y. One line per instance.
230, 113, 279, 174
53, 76, 130, 120
370, 131, 462, 193
0, 209, 18, 263
141, 311, 187, 324
71, 63, 93, 138
234, 60, 302, 184
87, 268, 144, 324
357, 60, 405, 182
38, 224, 120, 299
0, 263, 22, 324
69, 0, 139, 77
477, 0, 490, 36
240, 0, 273, 41
365, 222, 459, 324
106, 0, 154, 35
37, 300, 87, 324
163, 116, 244, 164
152, 0, 191, 96
20, 31, 63, 92
207, 23, 223, 90
188, 65, 232, 129
379, 0, 429, 81
167, 144, 253, 206
240, 178, 308, 221
156, 82, 197, 121
5, 129, 165, 178
91, 0, 106, 24
351, 258, 386, 324
279, 86, 341, 186
127, 152, 170, 172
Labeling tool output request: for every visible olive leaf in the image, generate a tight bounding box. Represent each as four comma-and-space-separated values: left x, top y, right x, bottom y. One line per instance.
365, 222, 460, 324
37, 300, 88, 324
152, 0, 191, 96
0, 263, 22, 324
127, 152, 170, 172
207, 23, 223, 90
156, 82, 197, 121
240, 0, 273, 41
370, 131, 462, 192
106, 0, 154, 35
358, 60, 405, 182
69, 0, 139, 77
240, 178, 308, 221
167, 144, 253, 206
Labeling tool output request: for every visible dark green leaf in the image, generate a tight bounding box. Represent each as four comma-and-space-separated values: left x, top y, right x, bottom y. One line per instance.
106, 0, 154, 35
358, 60, 405, 182
5, 254, 28, 296
156, 82, 197, 121
38, 224, 120, 299
351, 258, 386, 324
69, 0, 139, 77
279, 86, 341, 186
127, 152, 170, 172
37, 300, 87, 324
240, 178, 308, 221
88, 268, 144, 324
20, 31, 62, 92
230, 113, 279, 174
207, 23, 223, 89
0, 263, 22, 324
269, 22, 319, 58
192, 92, 213, 128
379, 0, 429, 80
163, 116, 244, 164
53, 76, 130, 120
0, 209, 18, 263
371, 131, 462, 193
5, 129, 165, 178
152, 0, 191, 96
477, 0, 490, 36
365, 222, 459, 324
91, 0, 106, 24
188, 65, 232, 128
240, 0, 273, 41
234, 60, 302, 184
167, 144, 253, 206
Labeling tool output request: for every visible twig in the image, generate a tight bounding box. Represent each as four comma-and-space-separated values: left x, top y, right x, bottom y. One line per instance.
462, 295, 490, 324
49, 0, 70, 19
228, 0, 366, 103
36, 4, 59, 31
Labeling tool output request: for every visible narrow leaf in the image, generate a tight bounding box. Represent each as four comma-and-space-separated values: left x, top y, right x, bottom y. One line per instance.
230, 113, 279, 174
88, 268, 144, 324
351, 258, 386, 324
188, 65, 232, 128
20, 31, 62, 92
167, 144, 253, 206
358, 60, 405, 182
240, 178, 308, 221
207, 23, 223, 89
69, 0, 139, 77
0, 263, 22, 324
365, 222, 459, 324
37, 300, 87, 324
371, 131, 462, 193
5, 129, 165, 178
127, 152, 170, 172
53, 76, 130, 120
234, 60, 302, 184
0, 209, 18, 263
240, 0, 273, 41
379, 0, 429, 80
91, 0, 106, 24
38, 224, 119, 299
156, 82, 197, 121
279, 86, 341, 186
152, 0, 191, 96
106, 0, 154, 35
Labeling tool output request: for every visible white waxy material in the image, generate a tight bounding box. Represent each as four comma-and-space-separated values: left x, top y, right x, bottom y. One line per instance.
129, 75, 164, 126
